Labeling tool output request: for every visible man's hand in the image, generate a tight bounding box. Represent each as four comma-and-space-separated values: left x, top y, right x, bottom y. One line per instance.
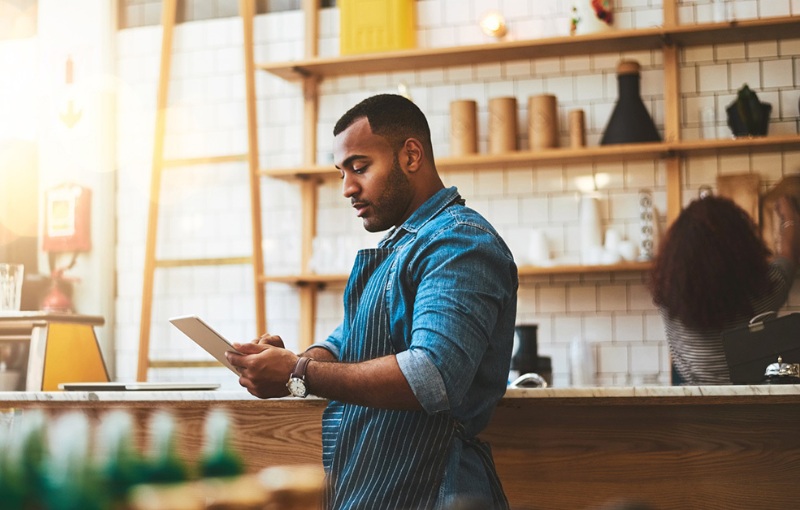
226, 342, 298, 399
252, 333, 285, 348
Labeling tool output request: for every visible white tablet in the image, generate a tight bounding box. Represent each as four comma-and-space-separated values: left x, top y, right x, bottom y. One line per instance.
169, 315, 242, 375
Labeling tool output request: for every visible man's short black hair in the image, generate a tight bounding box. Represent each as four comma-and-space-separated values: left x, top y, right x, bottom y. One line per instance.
333, 94, 435, 159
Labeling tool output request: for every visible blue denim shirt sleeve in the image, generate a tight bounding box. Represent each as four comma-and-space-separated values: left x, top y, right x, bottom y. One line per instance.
395, 219, 517, 415
308, 322, 344, 359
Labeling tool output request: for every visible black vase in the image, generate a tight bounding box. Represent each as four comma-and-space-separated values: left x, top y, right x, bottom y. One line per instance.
726, 86, 772, 137
600, 60, 661, 145
511, 325, 539, 376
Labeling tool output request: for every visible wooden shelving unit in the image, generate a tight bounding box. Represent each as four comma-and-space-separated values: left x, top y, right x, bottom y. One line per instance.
244, 3, 800, 347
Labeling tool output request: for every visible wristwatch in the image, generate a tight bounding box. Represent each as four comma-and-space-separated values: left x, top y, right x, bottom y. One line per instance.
286, 356, 311, 398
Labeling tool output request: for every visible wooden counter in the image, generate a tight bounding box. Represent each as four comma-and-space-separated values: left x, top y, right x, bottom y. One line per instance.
1, 385, 798, 510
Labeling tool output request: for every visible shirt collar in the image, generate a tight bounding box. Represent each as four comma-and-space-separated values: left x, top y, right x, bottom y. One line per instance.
381, 186, 462, 245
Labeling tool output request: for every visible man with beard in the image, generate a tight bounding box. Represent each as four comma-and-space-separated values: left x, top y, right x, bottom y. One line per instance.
227, 94, 518, 509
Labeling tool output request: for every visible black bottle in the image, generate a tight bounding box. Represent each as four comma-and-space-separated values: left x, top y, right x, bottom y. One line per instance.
600, 60, 661, 145
511, 325, 539, 376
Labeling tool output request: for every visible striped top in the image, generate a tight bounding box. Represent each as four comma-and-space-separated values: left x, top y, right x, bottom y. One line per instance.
661, 257, 795, 385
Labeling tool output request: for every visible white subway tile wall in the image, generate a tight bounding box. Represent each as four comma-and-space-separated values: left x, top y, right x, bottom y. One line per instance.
113, 0, 800, 387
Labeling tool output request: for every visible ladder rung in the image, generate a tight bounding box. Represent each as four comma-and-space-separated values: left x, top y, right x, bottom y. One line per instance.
147, 360, 224, 369
155, 256, 252, 268
163, 154, 248, 167
259, 273, 347, 285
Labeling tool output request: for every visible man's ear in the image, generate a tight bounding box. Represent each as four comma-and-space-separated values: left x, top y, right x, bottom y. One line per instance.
402, 138, 424, 173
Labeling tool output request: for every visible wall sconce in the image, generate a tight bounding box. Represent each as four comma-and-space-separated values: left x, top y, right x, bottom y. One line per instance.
480, 11, 507, 39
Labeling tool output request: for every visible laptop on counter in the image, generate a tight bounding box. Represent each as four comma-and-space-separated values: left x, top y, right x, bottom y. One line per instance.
59, 315, 240, 391
59, 382, 220, 391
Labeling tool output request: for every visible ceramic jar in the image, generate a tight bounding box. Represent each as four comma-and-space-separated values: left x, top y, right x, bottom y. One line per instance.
528, 94, 559, 150
450, 100, 478, 155
488, 97, 518, 154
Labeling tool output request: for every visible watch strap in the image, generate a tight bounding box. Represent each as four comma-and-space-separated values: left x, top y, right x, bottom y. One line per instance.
291, 356, 312, 380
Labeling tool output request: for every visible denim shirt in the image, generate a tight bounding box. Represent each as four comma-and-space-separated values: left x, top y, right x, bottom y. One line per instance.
313, 185, 518, 437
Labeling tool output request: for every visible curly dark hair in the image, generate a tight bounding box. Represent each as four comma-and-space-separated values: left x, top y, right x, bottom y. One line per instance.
333, 93, 435, 161
649, 195, 772, 330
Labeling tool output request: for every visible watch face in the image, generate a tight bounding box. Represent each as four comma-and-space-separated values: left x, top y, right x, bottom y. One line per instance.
287, 377, 307, 397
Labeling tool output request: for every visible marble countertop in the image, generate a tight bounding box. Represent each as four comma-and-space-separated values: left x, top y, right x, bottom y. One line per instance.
504, 384, 800, 398
1, 384, 798, 402
0, 388, 261, 402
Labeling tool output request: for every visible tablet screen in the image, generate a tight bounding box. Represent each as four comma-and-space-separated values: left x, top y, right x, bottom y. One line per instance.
169, 315, 242, 375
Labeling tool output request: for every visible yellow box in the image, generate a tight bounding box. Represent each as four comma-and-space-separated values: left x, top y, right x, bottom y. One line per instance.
339, 0, 416, 55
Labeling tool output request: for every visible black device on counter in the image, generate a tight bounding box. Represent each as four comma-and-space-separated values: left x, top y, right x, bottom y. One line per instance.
722, 312, 800, 384
511, 325, 552, 387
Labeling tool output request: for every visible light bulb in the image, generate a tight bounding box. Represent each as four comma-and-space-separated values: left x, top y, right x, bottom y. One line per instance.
480, 11, 507, 39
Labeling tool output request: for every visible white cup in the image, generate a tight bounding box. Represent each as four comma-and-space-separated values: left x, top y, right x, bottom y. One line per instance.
601, 249, 622, 265
0, 263, 24, 313
617, 240, 639, 262
604, 228, 622, 253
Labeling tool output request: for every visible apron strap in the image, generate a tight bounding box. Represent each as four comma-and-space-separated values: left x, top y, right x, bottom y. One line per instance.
453, 421, 510, 509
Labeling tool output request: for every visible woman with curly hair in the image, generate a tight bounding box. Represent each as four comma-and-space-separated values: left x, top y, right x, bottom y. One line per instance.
649, 194, 800, 384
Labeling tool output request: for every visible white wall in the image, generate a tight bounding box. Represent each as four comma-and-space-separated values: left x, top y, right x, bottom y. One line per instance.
111, 0, 800, 388
37, 0, 118, 370
0, 1, 117, 366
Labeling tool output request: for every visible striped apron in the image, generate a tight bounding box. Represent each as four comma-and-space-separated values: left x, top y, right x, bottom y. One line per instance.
322, 246, 455, 509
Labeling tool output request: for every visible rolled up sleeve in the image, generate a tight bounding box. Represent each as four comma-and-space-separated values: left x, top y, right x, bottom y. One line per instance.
396, 347, 449, 414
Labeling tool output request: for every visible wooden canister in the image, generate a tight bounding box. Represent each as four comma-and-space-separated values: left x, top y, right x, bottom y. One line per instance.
569, 109, 586, 148
528, 94, 559, 150
450, 100, 478, 155
488, 97, 518, 154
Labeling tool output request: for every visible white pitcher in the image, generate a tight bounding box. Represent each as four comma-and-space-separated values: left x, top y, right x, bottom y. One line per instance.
579, 195, 603, 264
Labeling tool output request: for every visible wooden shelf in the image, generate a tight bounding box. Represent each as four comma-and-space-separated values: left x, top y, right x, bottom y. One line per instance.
261, 273, 349, 285
674, 134, 800, 157
437, 143, 670, 170
258, 17, 800, 81
259, 135, 800, 180
258, 27, 664, 81
259, 142, 667, 179
666, 17, 800, 47
518, 261, 652, 276
260, 165, 332, 179
259, 261, 653, 287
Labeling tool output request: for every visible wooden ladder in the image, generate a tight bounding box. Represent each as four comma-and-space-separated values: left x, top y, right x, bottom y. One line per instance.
136, 0, 266, 381
240, 0, 321, 350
